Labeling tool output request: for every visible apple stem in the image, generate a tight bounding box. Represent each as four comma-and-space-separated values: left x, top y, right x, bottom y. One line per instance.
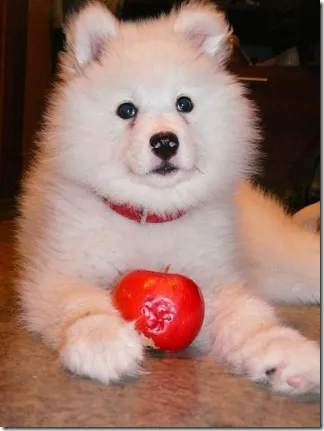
164, 264, 171, 274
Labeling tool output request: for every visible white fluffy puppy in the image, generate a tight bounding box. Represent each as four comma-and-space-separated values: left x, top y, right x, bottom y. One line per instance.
17, 1, 320, 394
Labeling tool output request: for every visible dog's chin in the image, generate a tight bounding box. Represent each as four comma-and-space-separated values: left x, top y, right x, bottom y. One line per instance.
148, 172, 184, 188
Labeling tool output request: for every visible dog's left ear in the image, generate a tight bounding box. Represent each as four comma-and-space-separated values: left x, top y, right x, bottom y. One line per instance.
59, 2, 118, 79
173, 1, 231, 60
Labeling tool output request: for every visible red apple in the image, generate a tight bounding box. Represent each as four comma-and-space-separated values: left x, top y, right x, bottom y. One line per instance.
112, 267, 205, 352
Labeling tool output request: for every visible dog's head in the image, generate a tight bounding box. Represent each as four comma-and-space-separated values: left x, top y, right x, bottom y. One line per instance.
47, 1, 259, 214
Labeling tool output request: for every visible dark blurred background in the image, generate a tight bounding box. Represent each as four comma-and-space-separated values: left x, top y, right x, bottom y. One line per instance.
0, 0, 320, 218
56, 0, 320, 68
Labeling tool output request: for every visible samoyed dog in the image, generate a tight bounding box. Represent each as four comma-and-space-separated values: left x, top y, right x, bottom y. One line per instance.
17, 1, 320, 394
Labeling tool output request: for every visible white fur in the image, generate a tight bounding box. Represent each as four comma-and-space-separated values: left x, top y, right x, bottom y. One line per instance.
16, 1, 320, 393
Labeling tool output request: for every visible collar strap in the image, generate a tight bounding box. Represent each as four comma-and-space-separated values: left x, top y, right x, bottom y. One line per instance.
105, 199, 186, 224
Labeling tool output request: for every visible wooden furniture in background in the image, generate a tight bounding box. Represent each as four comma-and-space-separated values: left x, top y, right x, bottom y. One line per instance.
0, 0, 28, 210
0, 0, 52, 217
22, 0, 52, 168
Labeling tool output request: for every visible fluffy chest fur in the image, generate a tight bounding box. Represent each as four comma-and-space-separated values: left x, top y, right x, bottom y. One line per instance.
23, 172, 239, 293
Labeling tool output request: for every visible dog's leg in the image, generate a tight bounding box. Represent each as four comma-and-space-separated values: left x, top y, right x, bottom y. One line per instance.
235, 182, 320, 304
202, 284, 320, 394
292, 201, 320, 231
19, 276, 143, 384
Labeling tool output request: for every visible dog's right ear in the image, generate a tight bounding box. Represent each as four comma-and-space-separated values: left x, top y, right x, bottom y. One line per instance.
173, 1, 231, 62
59, 2, 118, 79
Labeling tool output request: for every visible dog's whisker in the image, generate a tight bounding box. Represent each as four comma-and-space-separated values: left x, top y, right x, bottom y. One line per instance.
195, 166, 206, 175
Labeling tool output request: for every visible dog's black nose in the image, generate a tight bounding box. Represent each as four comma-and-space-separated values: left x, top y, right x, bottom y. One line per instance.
150, 132, 179, 161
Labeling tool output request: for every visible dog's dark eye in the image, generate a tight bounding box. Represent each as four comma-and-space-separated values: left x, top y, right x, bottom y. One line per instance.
116, 102, 138, 120
176, 96, 194, 113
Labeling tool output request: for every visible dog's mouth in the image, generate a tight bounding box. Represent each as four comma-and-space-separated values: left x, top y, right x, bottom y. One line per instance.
150, 162, 179, 176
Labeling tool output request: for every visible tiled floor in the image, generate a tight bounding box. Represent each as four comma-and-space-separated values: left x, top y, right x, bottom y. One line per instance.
0, 220, 320, 427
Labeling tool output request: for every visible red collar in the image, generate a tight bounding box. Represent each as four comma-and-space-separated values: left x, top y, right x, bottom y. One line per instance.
105, 199, 186, 224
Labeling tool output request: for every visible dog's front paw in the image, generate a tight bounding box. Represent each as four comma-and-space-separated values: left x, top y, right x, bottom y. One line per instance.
242, 327, 320, 395
59, 313, 144, 384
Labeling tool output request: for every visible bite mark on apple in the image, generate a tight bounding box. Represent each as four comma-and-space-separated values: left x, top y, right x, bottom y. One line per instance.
141, 297, 176, 333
